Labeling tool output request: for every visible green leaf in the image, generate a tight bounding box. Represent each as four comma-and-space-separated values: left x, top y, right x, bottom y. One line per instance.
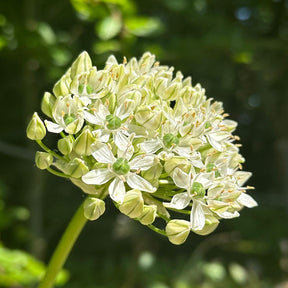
93, 40, 120, 54
0, 245, 69, 286
125, 17, 162, 37
96, 15, 122, 40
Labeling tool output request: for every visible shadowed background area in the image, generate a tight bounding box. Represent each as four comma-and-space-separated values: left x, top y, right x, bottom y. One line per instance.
0, 0, 288, 287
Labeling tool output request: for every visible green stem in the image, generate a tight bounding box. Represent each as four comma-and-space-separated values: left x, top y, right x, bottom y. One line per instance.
38, 200, 87, 288
36, 140, 66, 161
147, 224, 167, 236
46, 167, 70, 179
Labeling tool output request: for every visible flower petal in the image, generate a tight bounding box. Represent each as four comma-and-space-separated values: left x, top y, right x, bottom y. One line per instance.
172, 167, 190, 190
190, 201, 205, 231
44, 120, 63, 133
91, 143, 115, 163
237, 193, 258, 208
126, 173, 156, 192
129, 155, 155, 171
82, 169, 115, 185
109, 177, 126, 203
139, 139, 162, 154
83, 111, 103, 125
234, 171, 252, 186
164, 192, 190, 210
216, 210, 240, 219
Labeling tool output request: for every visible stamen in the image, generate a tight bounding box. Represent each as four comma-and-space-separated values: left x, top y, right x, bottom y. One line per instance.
123, 56, 127, 64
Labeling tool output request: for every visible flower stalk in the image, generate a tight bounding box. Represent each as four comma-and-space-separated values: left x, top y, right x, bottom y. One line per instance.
38, 200, 87, 288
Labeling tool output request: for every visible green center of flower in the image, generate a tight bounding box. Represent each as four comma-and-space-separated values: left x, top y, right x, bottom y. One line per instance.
112, 158, 130, 175
163, 133, 180, 148
64, 114, 76, 125
191, 182, 205, 198
78, 84, 93, 94
206, 163, 215, 172
106, 115, 122, 130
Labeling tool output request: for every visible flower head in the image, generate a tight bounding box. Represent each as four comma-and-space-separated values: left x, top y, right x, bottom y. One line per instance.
27, 51, 257, 245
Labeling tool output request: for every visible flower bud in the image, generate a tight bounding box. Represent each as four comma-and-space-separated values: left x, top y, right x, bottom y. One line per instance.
166, 219, 191, 245
41, 92, 56, 118
141, 161, 162, 187
57, 136, 74, 155
138, 205, 157, 225
192, 215, 219, 236
70, 51, 92, 79
35, 151, 53, 170
118, 189, 144, 218
26, 112, 46, 140
138, 52, 155, 73
71, 178, 108, 198
53, 74, 71, 97
67, 158, 89, 178
162, 82, 181, 101
73, 128, 95, 156
83, 196, 105, 221
164, 156, 191, 176
135, 105, 162, 130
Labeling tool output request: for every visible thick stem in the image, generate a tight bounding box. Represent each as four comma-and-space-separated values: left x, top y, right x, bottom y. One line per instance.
38, 200, 87, 288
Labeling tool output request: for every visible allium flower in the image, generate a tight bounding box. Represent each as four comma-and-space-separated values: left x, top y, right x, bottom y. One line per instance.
82, 143, 156, 203
27, 51, 257, 245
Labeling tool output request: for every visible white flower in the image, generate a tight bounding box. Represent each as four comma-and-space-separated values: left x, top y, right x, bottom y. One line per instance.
44, 95, 84, 134
139, 119, 204, 167
83, 99, 138, 156
164, 167, 214, 231
82, 143, 156, 203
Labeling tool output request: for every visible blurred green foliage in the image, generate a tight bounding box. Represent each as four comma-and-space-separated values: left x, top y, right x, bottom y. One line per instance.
0, 244, 68, 287
0, 0, 288, 287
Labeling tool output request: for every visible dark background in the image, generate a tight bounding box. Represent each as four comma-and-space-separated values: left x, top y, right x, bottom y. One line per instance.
0, 0, 288, 287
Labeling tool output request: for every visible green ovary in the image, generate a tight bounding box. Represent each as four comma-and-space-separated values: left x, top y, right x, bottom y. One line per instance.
112, 158, 130, 175
192, 182, 205, 198
163, 133, 180, 148
106, 114, 121, 130
64, 114, 76, 125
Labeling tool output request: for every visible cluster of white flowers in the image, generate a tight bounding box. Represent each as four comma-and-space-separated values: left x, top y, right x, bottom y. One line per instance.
27, 51, 257, 245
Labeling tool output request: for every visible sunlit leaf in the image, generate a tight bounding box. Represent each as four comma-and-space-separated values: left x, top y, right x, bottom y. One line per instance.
93, 40, 121, 54
125, 17, 163, 37
38, 23, 56, 45
96, 15, 122, 40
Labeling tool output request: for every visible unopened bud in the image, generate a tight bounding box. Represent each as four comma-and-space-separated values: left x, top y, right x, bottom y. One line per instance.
70, 51, 92, 79
118, 189, 144, 218
57, 135, 74, 155
192, 215, 219, 236
162, 82, 181, 101
138, 52, 155, 73
164, 156, 191, 176
138, 205, 157, 225
166, 219, 191, 245
73, 128, 95, 156
67, 158, 89, 178
53, 74, 71, 97
41, 92, 55, 118
26, 112, 46, 140
135, 105, 162, 130
83, 196, 105, 221
141, 161, 162, 187
35, 151, 53, 170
